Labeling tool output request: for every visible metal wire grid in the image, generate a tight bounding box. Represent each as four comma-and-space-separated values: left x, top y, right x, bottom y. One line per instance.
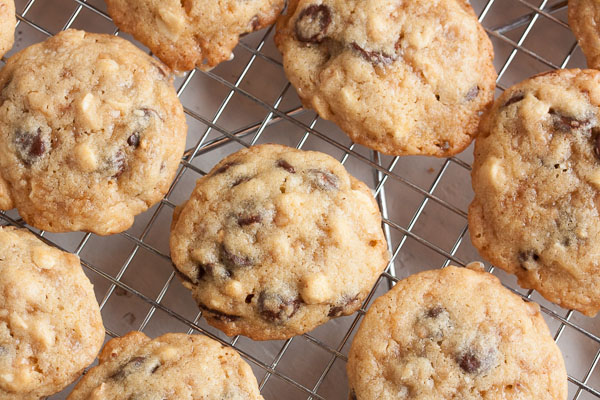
0, 0, 597, 398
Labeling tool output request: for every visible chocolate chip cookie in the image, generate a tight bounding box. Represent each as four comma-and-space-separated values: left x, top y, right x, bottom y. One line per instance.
0, 29, 187, 235
105, 0, 284, 72
569, 0, 600, 69
347, 266, 567, 400
67, 331, 263, 399
469, 69, 600, 316
169, 144, 389, 340
0, 0, 15, 58
274, 0, 496, 156
0, 226, 104, 399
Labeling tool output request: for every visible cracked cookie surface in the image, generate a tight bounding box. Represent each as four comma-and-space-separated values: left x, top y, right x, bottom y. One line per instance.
0, 29, 187, 235
169, 144, 389, 340
347, 266, 567, 400
105, 0, 285, 72
274, 0, 496, 156
569, 0, 600, 69
67, 331, 263, 400
469, 69, 600, 316
0, 226, 104, 399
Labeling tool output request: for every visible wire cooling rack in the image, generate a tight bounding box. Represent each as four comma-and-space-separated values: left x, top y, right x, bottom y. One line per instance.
1, 0, 598, 398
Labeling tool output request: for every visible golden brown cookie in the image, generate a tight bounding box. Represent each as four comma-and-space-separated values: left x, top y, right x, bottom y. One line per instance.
170, 144, 389, 340
67, 331, 263, 400
0, 29, 187, 235
470, 68, 600, 316
275, 0, 496, 156
569, 0, 600, 69
0, 226, 104, 399
347, 266, 567, 400
105, 0, 285, 72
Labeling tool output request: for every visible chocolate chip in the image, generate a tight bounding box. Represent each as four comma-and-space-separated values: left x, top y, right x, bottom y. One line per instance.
111, 150, 126, 178
196, 263, 214, 281
295, 4, 331, 43
14, 128, 46, 165
518, 250, 540, 271
465, 86, 480, 101
351, 43, 396, 66
328, 294, 359, 317
219, 245, 253, 269
349, 391, 358, 400
548, 108, 589, 132
250, 15, 261, 31
238, 214, 262, 226
213, 161, 237, 175
245, 294, 254, 304
110, 356, 146, 380
127, 133, 140, 148
232, 176, 252, 187
456, 348, 496, 375
457, 351, 481, 374
276, 159, 296, 173
426, 306, 445, 318
198, 303, 239, 322
327, 305, 343, 317
593, 129, 600, 160
308, 169, 339, 191
258, 291, 303, 322
150, 363, 160, 374
503, 93, 524, 108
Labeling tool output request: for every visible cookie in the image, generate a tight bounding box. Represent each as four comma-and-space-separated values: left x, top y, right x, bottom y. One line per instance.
274, 0, 496, 156
469, 69, 600, 316
347, 266, 567, 400
569, 0, 600, 69
105, 0, 285, 72
0, 0, 15, 58
169, 144, 389, 340
0, 226, 104, 399
67, 331, 263, 399
0, 29, 187, 235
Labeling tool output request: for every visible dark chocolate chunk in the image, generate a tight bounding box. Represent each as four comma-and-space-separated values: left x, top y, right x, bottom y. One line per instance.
127, 133, 140, 148
110, 356, 146, 380
258, 291, 303, 322
457, 351, 481, 374
219, 245, 253, 269
245, 294, 254, 304
238, 214, 262, 226
198, 303, 240, 322
465, 85, 480, 101
111, 150, 126, 178
503, 93, 524, 108
250, 15, 261, 31
593, 129, 600, 160
213, 161, 237, 175
518, 250, 540, 271
328, 294, 360, 317
426, 306, 445, 318
308, 169, 339, 191
456, 348, 496, 375
549, 108, 589, 132
276, 159, 296, 173
232, 176, 252, 187
295, 4, 331, 43
351, 43, 396, 66
14, 128, 46, 165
